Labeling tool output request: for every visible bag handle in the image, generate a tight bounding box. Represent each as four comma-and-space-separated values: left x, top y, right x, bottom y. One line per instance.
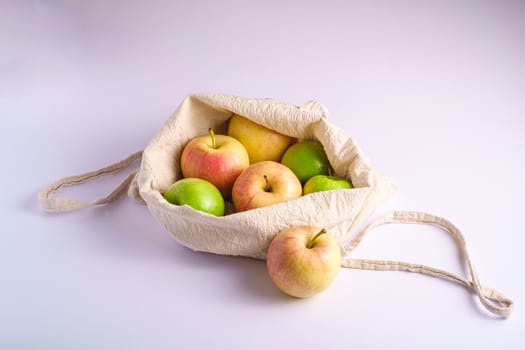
38, 151, 143, 212
341, 210, 513, 317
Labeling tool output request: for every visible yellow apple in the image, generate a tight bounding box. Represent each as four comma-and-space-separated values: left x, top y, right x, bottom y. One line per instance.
227, 114, 293, 164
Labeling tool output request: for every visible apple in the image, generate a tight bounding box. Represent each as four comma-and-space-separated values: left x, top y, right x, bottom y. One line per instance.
266, 225, 341, 298
281, 140, 331, 184
181, 128, 249, 198
227, 114, 294, 163
303, 175, 353, 195
163, 178, 225, 216
231, 161, 302, 212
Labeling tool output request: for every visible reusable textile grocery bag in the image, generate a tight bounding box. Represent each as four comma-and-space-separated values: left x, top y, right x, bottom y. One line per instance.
39, 93, 513, 317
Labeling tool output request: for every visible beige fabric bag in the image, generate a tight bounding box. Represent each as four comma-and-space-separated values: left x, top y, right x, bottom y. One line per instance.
39, 93, 513, 317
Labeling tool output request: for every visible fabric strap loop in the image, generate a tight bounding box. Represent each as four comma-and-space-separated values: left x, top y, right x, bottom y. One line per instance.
341, 210, 513, 317
38, 151, 143, 212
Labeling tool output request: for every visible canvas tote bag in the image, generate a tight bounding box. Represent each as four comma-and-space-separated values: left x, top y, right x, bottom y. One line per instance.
39, 93, 513, 317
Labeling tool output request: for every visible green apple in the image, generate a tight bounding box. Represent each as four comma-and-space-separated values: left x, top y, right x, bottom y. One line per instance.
303, 175, 353, 195
231, 161, 302, 212
281, 140, 330, 184
266, 225, 341, 298
227, 114, 294, 164
181, 128, 249, 198
163, 178, 225, 216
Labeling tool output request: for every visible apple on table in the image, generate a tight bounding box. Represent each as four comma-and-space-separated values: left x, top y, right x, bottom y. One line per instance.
266, 225, 342, 298
180, 128, 249, 198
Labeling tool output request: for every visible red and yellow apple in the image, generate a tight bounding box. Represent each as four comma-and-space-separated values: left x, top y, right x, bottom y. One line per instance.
231, 160, 302, 212
227, 114, 294, 163
266, 225, 341, 298
180, 129, 249, 198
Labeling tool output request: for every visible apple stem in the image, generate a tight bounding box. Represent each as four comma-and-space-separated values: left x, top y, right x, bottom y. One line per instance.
307, 229, 327, 249
263, 175, 271, 192
209, 128, 216, 149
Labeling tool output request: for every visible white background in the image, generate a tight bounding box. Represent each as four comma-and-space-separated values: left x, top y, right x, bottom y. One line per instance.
1, 0, 524, 349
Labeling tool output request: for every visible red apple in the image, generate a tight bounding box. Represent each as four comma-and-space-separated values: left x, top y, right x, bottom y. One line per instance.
266, 226, 341, 298
231, 161, 302, 212
181, 129, 249, 198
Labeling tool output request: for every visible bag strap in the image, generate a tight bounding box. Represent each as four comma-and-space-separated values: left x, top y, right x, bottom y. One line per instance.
341, 210, 513, 317
38, 151, 143, 212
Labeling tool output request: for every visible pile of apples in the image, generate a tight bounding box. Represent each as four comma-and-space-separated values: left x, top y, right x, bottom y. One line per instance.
163, 114, 353, 298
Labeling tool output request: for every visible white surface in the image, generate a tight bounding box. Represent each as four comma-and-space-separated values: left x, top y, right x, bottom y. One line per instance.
1, 0, 524, 349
